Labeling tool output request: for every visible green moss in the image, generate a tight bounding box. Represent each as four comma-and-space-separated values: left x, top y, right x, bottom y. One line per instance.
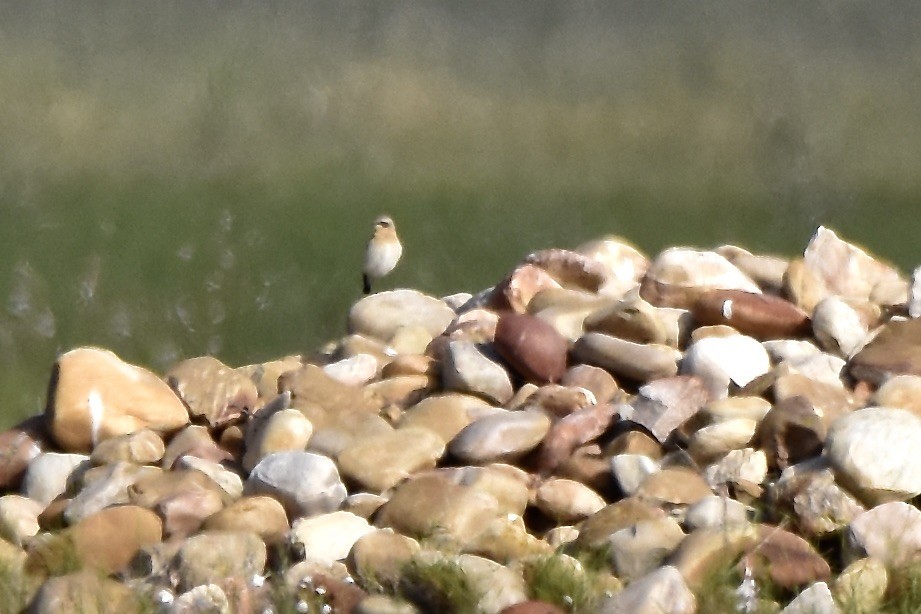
521, 553, 605, 613
399, 558, 480, 614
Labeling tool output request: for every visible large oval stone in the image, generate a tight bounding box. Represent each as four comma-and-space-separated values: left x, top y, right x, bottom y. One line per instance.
244, 451, 347, 519
692, 289, 810, 340
45, 347, 190, 452
442, 341, 514, 405
572, 332, 679, 383
494, 313, 569, 384
348, 289, 455, 342
448, 409, 551, 464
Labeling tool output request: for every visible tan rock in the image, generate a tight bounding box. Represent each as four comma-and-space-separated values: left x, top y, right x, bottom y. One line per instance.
636, 466, 712, 506
490, 263, 563, 313
572, 333, 679, 382
640, 247, 760, 309
348, 289, 456, 341
584, 294, 668, 345
0, 416, 45, 490
626, 376, 710, 443
243, 405, 312, 472
716, 245, 789, 292
364, 374, 433, 409
849, 319, 921, 385
236, 355, 302, 400
68, 505, 162, 574
442, 341, 514, 405
161, 424, 232, 469
523, 248, 608, 293
872, 375, 921, 418
349, 529, 421, 590
89, 429, 165, 465
534, 478, 606, 522
742, 524, 831, 589
448, 409, 550, 464
166, 355, 258, 428
0, 495, 42, 546
203, 495, 289, 545
528, 288, 612, 341
575, 497, 664, 549
323, 353, 380, 386
129, 468, 227, 509
45, 347, 190, 452
27, 571, 140, 614
397, 394, 489, 443
289, 511, 375, 564
560, 364, 620, 405
280, 363, 378, 414
608, 516, 685, 580
535, 403, 619, 475
576, 236, 649, 297
156, 487, 225, 539
173, 530, 267, 591
338, 427, 445, 493
832, 557, 887, 614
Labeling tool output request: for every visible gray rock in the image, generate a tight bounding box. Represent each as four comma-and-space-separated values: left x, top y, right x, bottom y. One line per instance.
448, 409, 550, 464
244, 451, 346, 519
442, 341, 514, 405
607, 516, 686, 580
781, 581, 839, 614
626, 375, 709, 443
598, 565, 695, 614
685, 495, 751, 531
64, 461, 159, 524
846, 501, 921, 568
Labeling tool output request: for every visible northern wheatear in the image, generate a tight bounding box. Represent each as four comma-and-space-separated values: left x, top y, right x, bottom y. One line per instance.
362, 215, 402, 294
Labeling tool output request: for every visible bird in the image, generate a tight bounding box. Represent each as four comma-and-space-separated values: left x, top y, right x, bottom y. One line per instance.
362, 215, 402, 294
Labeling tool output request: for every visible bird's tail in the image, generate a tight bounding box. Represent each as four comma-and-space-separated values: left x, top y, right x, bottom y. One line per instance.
362, 274, 371, 295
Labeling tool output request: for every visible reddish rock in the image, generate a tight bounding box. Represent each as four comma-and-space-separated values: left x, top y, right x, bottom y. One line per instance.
500, 601, 568, 614
692, 289, 810, 340
166, 356, 259, 428
560, 364, 620, 405
0, 416, 45, 490
156, 488, 224, 539
741, 524, 831, 589
490, 264, 563, 313
494, 313, 569, 384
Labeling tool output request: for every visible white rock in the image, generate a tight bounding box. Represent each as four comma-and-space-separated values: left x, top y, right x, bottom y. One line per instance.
442, 341, 514, 405
910, 266, 921, 318
763, 339, 823, 364
0, 495, 42, 545
704, 448, 767, 488
811, 297, 868, 358
322, 354, 379, 386
611, 454, 659, 496
781, 581, 838, 614
289, 511, 375, 564
170, 583, 229, 614
682, 334, 770, 397
685, 495, 751, 531
607, 517, 685, 580
847, 501, 921, 567
688, 418, 758, 460
22, 452, 91, 506
176, 455, 244, 500
826, 407, 921, 502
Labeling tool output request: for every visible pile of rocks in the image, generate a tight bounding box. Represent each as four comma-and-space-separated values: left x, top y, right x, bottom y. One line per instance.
4, 226, 921, 612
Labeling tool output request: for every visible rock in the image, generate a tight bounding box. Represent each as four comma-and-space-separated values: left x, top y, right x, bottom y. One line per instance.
832, 557, 887, 614
781, 581, 838, 614
513, 384, 593, 418
304, 407, 392, 459
244, 451, 347, 519
743, 524, 831, 589
128, 468, 224, 509
610, 454, 659, 496
773, 458, 865, 536
45, 347, 190, 452
849, 319, 921, 384
560, 364, 620, 405
280, 363, 378, 415
802, 226, 905, 305
455, 553, 530, 614
846, 501, 921, 568
155, 487, 225, 538
911, 266, 921, 318
448, 409, 551, 464
704, 448, 768, 489
22, 452, 90, 506
583, 294, 668, 345
685, 495, 751, 531
0, 417, 44, 490
289, 511, 375, 564
535, 402, 619, 474
635, 466, 712, 506
203, 495, 289, 545
323, 353, 379, 386
237, 355, 303, 400
576, 236, 649, 296
499, 601, 568, 614
0, 495, 42, 545
772, 371, 855, 429
715, 245, 789, 293
89, 429, 165, 465
442, 341, 514, 405
572, 333, 679, 382
27, 571, 139, 614
166, 356, 258, 428
872, 375, 921, 417
348, 289, 455, 341
605, 430, 663, 458
374, 474, 502, 546
243, 405, 312, 472
811, 296, 871, 357
64, 505, 162, 574
173, 530, 267, 591
598, 565, 695, 614
397, 394, 490, 443
534, 478, 605, 522
490, 264, 563, 313
349, 529, 421, 590
493, 313, 569, 384
64, 461, 160, 524
161, 424, 232, 469
171, 584, 230, 614
364, 374, 432, 409
523, 248, 608, 293
687, 418, 758, 461
528, 288, 611, 341
625, 376, 710, 443
455, 464, 531, 518
825, 407, 921, 503
668, 524, 758, 589
607, 516, 686, 580
338, 427, 445, 493
640, 247, 760, 310
356, 594, 421, 614
575, 498, 664, 549
681, 332, 771, 397
176, 455, 243, 500
703, 396, 772, 423
692, 289, 810, 340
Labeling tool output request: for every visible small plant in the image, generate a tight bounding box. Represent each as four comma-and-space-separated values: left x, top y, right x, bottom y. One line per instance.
521, 553, 603, 613
881, 563, 921, 614
399, 557, 480, 614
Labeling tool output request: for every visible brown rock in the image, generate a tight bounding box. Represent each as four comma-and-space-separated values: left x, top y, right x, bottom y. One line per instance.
0, 416, 45, 490
575, 497, 664, 549
773, 371, 856, 429
45, 347, 190, 453
161, 424, 232, 469
604, 430, 663, 459
68, 505, 162, 574
203, 495, 289, 545
494, 313, 569, 384
166, 356, 258, 428
349, 529, 421, 590
174, 530, 267, 591
535, 403, 619, 474
741, 524, 831, 589
669, 524, 758, 588
280, 363, 378, 414
27, 571, 140, 614
755, 396, 825, 471
364, 374, 433, 409
584, 294, 668, 345
156, 488, 224, 539
520, 384, 595, 418
236, 355, 303, 400
524, 248, 607, 293
338, 427, 445, 493
692, 289, 810, 340
849, 319, 921, 385
89, 429, 165, 465
572, 333, 679, 383
397, 394, 488, 443
129, 468, 228, 509
636, 466, 712, 506
500, 601, 568, 614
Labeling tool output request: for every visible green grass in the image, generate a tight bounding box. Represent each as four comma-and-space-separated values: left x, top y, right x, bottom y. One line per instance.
521, 553, 606, 613
2, 2, 921, 426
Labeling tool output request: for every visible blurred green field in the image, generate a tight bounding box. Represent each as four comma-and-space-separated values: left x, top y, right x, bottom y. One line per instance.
2, 2, 921, 426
